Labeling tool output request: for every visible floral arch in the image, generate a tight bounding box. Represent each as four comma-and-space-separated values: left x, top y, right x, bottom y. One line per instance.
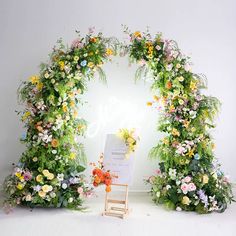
3, 28, 233, 214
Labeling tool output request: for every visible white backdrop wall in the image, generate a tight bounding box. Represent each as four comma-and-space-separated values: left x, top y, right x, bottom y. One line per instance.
0, 0, 236, 191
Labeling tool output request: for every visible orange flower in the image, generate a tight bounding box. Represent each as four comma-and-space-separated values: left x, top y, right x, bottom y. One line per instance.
104, 178, 112, 186
94, 175, 101, 184
90, 37, 97, 43
105, 185, 111, 192
51, 139, 59, 148
166, 81, 172, 89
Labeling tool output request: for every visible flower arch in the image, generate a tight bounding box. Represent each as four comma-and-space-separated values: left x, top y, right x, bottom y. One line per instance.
3, 28, 233, 213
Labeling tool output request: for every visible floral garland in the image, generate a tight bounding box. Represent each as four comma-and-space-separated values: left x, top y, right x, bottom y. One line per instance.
3, 29, 118, 212
3, 27, 234, 214
117, 128, 139, 158
125, 28, 234, 213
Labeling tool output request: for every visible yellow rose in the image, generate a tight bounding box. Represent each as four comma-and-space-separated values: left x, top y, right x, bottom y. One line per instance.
42, 185, 53, 193
42, 170, 50, 177
36, 174, 43, 182
16, 183, 24, 190
182, 196, 191, 205
15, 172, 22, 178
38, 190, 46, 198
47, 173, 54, 180
202, 174, 209, 184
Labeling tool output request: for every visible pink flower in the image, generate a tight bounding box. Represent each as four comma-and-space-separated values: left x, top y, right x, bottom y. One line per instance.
188, 183, 196, 191
181, 183, 188, 194
182, 176, 191, 183
23, 171, 32, 181
77, 187, 84, 195
71, 38, 84, 49
155, 169, 161, 175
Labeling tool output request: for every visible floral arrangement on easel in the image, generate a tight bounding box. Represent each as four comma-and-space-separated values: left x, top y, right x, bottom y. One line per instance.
91, 154, 114, 192
117, 128, 140, 158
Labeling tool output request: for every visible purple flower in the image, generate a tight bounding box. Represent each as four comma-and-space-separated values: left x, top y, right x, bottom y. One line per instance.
23, 171, 32, 181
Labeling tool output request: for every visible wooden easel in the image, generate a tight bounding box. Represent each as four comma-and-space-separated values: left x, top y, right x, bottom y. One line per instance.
102, 183, 129, 219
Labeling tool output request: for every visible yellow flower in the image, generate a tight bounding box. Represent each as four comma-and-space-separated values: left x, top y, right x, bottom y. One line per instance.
211, 143, 216, 150
16, 183, 24, 190
22, 111, 31, 121
147, 102, 152, 106
183, 94, 188, 99
74, 56, 79, 62
169, 105, 175, 112
187, 148, 194, 157
106, 48, 113, 56
202, 174, 209, 184
73, 110, 78, 118
191, 127, 196, 132
183, 120, 190, 128
172, 128, 180, 137
42, 169, 50, 177
42, 185, 52, 193
162, 137, 169, 145
133, 31, 142, 38
38, 190, 46, 198
127, 137, 134, 144
62, 104, 68, 113
153, 95, 159, 101
47, 173, 54, 180
87, 62, 94, 68
36, 82, 43, 91
70, 101, 75, 107
176, 63, 181, 69
190, 81, 197, 91
36, 174, 43, 182
182, 196, 191, 205
15, 172, 22, 178
178, 99, 184, 105
29, 75, 40, 84
70, 152, 76, 160
58, 61, 65, 70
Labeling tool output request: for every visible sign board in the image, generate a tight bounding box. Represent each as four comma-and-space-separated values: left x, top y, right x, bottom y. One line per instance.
103, 134, 135, 185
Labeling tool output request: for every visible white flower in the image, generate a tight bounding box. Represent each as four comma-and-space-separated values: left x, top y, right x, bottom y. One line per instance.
50, 192, 56, 198
62, 183, 67, 189
189, 110, 197, 119
168, 168, 177, 180
166, 185, 171, 190
166, 64, 173, 71
52, 150, 57, 154
25, 194, 32, 201
176, 207, 182, 212
68, 197, 74, 203
156, 191, 160, 198
57, 173, 64, 181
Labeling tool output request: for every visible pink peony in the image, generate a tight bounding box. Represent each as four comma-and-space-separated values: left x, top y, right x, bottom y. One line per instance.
188, 183, 196, 191
182, 176, 191, 183
181, 183, 188, 194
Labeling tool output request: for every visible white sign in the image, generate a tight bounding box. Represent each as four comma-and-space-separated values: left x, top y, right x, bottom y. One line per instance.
103, 134, 135, 185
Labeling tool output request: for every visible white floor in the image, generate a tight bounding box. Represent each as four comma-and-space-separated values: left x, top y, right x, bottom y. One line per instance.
0, 192, 235, 236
